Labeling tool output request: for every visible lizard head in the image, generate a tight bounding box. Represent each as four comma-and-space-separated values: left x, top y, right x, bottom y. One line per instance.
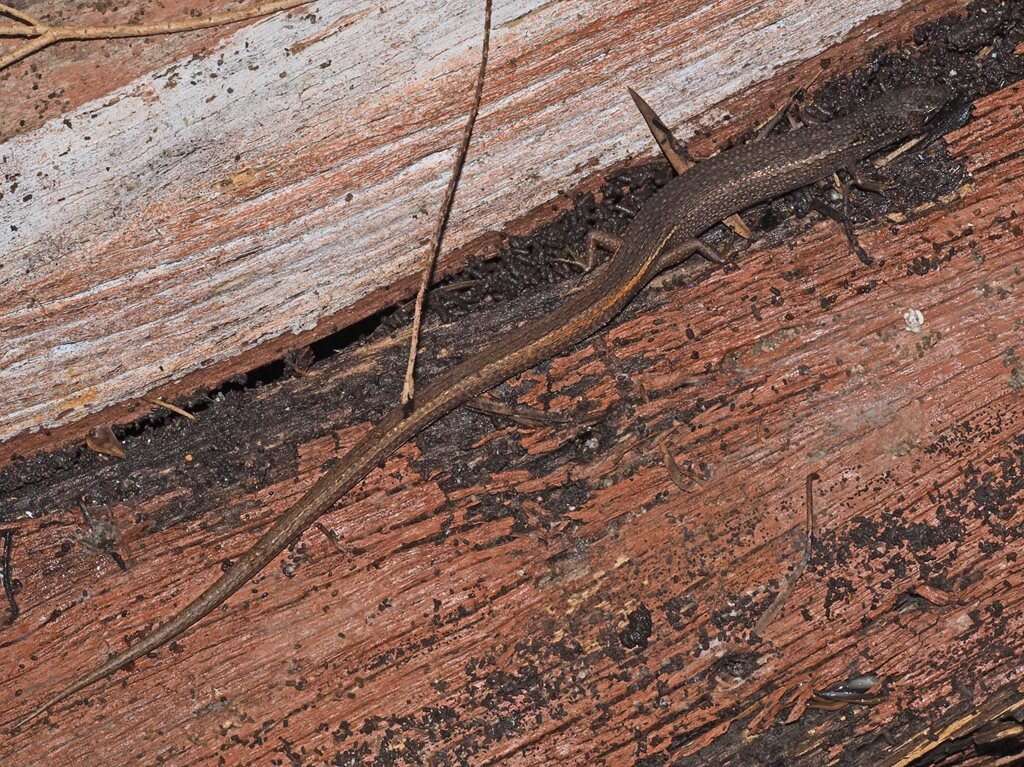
863, 83, 953, 138
897, 83, 954, 130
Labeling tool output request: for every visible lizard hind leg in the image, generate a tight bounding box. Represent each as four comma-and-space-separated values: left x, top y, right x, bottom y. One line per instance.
836, 169, 876, 266
553, 230, 622, 273
654, 238, 729, 274
846, 168, 887, 194
581, 230, 624, 272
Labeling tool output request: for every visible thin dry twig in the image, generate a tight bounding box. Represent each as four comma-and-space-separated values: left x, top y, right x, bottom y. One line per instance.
0, 0, 310, 72
804, 471, 818, 545
400, 0, 492, 410
145, 395, 197, 421
876, 135, 924, 168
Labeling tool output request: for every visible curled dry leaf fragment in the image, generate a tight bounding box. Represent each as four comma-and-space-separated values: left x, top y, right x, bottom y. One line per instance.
86, 424, 126, 459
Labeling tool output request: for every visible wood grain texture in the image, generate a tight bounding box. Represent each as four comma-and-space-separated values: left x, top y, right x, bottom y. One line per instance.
0, 0, 967, 453
2, 77, 1022, 765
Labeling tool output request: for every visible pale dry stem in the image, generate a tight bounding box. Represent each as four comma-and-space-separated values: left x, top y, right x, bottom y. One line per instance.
0, 0, 310, 72
400, 0, 492, 409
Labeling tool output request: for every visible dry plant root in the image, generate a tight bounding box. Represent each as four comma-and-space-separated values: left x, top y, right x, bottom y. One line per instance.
0, 0, 310, 72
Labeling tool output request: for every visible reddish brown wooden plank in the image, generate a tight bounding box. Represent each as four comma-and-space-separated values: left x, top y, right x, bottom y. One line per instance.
2, 73, 1023, 765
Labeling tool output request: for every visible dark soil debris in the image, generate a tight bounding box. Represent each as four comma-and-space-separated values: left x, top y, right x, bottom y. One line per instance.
619, 603, 654, 650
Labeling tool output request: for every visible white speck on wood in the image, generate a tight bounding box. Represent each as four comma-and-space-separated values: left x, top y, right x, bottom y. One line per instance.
904, 308, 925, 333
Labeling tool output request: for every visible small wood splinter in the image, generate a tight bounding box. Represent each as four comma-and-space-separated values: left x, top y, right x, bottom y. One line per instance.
754, 472, 819, 634
0, 0, 310, 73
660, 440, 702, 494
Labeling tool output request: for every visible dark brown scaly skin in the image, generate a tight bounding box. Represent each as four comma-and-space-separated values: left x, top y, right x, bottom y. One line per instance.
17, 84, 951, 728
